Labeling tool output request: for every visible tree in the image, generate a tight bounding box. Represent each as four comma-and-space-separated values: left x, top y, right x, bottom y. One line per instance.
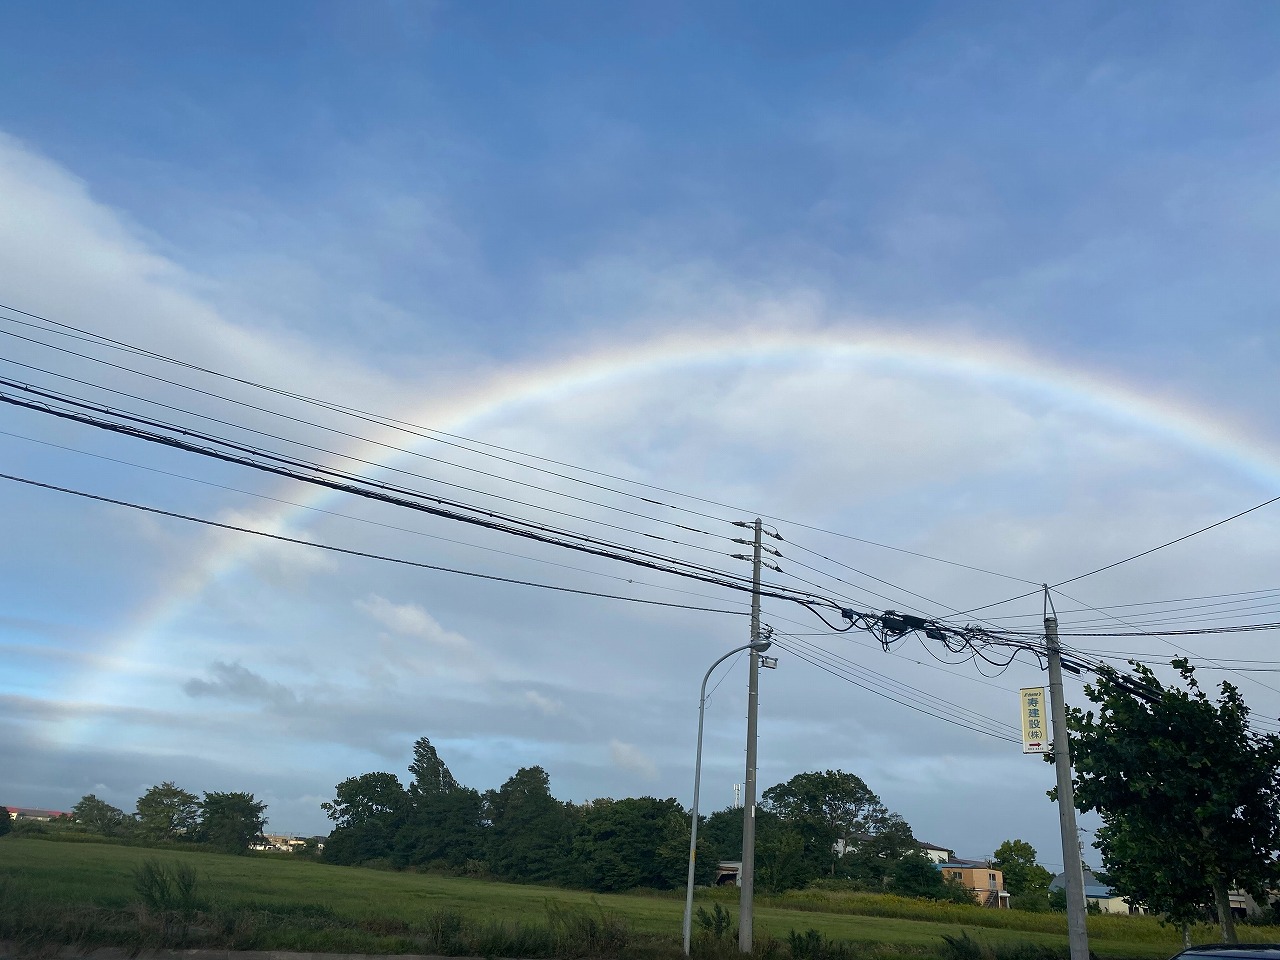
1066, 659, 1280, 941
0, 806, 11, 837
483, 766, 576, 884
762, 770, 905, 883
409, 736, 460, 797
573, 797, 688, 892
395, 738, 483, 868
887, 853, 975, 903
992, 839, 1053, 897
135, 782, 199, 840
197, 791, 267, 853
321, 772, 409, 864
839, 814, 917, 888
71, 794, 128, 835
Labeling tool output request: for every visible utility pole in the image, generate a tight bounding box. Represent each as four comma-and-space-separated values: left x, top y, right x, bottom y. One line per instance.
739, 518, 763, 953
1045, 592, 1090, 960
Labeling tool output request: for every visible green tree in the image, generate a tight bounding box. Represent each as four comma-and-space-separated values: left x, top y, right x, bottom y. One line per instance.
394, 737, 483, 868
755, 811, 811, 892
135, 782, 200, 840
887, 854, 974, 903
1066, 659, 1280, 941
0, 806, 11, 836
700, 806, 742, 863
992, 839, 1054, 897
197, 791, 267, 853
483, 766, 576, 883
762, 770, 905, 883
839, 814, 917, 888
321, 772, 409, 864
408, 736, 460, 796
71, 794, 128, 835
700, 804, 810, 893
574, 796, 688, 892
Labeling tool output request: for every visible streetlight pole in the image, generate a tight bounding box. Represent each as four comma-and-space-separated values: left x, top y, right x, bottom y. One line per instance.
683, 637, 774, 957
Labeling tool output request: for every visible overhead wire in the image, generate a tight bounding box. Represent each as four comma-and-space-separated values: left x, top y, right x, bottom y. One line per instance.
0, 472, 752, 616
0, 303, 1037, 589
0, 334, 741, 545
0, 380, 767, 588
1048, 586, 1280, 705
773, 629, 1021, 728
1050, 495, 1280, 590
0, 354, 739, 558
1, 311, 1012, 624
768, 632, 1022, 744
0, 426, 758, 612
973, 587, 1280, 623
0, 386, 848, 614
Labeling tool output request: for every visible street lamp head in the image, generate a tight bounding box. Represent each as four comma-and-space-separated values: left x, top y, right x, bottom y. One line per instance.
749, 639, 773, 653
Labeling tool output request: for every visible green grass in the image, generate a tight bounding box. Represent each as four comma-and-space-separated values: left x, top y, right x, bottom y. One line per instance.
1, 836, 1262, 958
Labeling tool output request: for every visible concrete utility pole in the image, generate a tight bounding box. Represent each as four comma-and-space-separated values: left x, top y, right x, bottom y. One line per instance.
1045, 600, 1090, 960
739, 518, 763, 953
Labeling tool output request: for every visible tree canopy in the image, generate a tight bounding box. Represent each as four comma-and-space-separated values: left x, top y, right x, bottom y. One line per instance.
1067, 659, 1280, 941
396, 738, 482, 868
71, 794, 128, 836
136, 782, 199, 840
483, 766, 576, 884
321, 772, 409, 864
311, 742, 955, 902
573, 796, 687, 892
992, 839, 1053, 898
197, 791, 268, 854
761, 769, 904, 881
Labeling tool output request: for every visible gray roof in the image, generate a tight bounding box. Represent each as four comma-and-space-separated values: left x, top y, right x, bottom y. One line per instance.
1049, 868, 1117, 899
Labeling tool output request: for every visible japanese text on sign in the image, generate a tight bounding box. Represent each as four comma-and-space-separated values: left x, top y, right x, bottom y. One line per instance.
1020, 686, 1051, 754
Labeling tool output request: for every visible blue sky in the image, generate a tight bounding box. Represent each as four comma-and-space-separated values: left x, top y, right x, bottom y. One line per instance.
3, 2, 1280, 871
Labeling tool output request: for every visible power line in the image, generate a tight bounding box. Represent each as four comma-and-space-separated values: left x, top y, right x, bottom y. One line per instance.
1048, 586, 1280, 703
0, 335, 741, 546
0, 472, 753, 616
0, 385, 846, 614
0, 302, 1035, 588
1051, 495, 1280, 589
770, 635, 1022, 744
975, 587, 1280, 623
0, 426, 758, 612
774, 629, 1021, 732
0, 354, 738, 558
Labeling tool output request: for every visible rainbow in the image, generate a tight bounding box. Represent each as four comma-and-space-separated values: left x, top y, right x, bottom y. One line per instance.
56, 327, 1280, 741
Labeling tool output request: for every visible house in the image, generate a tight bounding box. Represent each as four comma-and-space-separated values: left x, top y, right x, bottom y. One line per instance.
917, 841, 953, 864
1050, 870, 1275, 918
4, 806, 70, 822
938, 860, 1011, 908
250, 834, 310, 853
1049, 869, 1144, 915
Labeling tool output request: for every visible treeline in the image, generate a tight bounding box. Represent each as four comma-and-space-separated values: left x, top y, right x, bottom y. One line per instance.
321, 737, 975, 901
23, 783, 273, 854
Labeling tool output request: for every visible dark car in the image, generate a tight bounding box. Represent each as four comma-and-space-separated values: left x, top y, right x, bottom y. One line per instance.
1171, 946, 1280, 960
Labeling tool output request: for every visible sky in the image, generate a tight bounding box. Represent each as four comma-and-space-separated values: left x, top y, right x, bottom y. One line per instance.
4, 1, 1280, 872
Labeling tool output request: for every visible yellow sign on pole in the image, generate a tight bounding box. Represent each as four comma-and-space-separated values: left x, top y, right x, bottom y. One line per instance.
1020, 687, 1050, 754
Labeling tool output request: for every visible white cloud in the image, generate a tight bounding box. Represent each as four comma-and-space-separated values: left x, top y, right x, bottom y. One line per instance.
355, 595, 470, 650
609, 739, 658, 781
523, 690, 564, 716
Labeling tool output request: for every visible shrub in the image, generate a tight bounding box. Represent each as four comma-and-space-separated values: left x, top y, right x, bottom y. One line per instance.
695, 902, 735, 941
133, 858, 203, 919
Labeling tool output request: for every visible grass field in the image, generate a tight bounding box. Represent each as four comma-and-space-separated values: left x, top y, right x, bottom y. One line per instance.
1, 836, 1265, 958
